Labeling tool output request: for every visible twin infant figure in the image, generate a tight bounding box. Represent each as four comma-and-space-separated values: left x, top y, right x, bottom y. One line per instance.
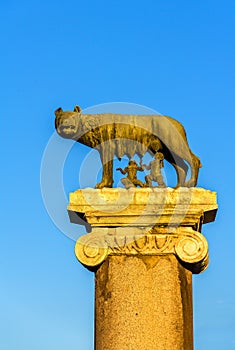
116, 152, 166, 189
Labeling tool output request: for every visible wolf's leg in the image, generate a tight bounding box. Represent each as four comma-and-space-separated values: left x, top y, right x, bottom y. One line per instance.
95, 146, 114, 188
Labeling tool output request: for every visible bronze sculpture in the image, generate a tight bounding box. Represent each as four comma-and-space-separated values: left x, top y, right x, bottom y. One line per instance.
116, 160, 145, 188
142, 152, 166, 188
55, 105, 201, 188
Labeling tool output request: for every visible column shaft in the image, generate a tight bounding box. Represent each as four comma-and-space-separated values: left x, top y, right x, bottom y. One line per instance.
95, 254, 193, 350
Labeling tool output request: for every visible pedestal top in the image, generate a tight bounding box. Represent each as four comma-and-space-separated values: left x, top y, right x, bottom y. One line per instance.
70, 188, 218, 273
68, 187, 217, 229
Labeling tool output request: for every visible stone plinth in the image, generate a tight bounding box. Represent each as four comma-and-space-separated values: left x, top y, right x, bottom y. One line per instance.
68, 187, 217, 228
68, 188, 217, 350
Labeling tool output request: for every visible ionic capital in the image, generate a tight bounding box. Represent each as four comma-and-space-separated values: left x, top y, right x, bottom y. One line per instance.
75, 227, 208, 274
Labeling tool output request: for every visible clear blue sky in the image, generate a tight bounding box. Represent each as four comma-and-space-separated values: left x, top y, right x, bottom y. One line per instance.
1, 0, 235, 349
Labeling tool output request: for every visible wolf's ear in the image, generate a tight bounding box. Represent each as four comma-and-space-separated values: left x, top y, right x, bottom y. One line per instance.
74, 105, 82, 113
54, 107, 63, 117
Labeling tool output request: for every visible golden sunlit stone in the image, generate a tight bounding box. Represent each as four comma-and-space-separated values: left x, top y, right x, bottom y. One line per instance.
69, 187, 217, 350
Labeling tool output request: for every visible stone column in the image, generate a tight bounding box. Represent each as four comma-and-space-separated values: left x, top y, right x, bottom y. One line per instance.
68, 188, 217, 350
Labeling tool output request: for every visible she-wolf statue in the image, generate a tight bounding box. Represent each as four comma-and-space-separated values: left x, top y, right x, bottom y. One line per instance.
54, 105, 201, 189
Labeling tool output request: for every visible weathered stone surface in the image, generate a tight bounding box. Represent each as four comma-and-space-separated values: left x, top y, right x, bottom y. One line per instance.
75, 226, 208, 274
68, 187, 217, 227
70, 188, 217, 273
68, 187, 217, 350
95, 255, 193, 350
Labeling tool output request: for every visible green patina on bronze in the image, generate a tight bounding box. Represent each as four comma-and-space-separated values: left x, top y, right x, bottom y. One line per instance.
55, 105, 201, 188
